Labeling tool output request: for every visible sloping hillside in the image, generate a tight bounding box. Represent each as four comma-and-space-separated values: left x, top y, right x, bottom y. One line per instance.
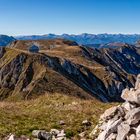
0, 48, 93, 101
0, 40, 140, 102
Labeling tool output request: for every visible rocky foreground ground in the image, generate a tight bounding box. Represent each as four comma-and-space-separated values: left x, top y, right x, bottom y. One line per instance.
90, 74, 140, 140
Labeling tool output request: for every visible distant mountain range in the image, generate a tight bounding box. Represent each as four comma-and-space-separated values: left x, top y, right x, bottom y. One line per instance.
15, 33, 140, 45
1, 34, 140, 48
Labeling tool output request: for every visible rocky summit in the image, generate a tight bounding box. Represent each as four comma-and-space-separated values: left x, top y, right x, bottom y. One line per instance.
0, 39, 140, 102
91, 74, 140, 140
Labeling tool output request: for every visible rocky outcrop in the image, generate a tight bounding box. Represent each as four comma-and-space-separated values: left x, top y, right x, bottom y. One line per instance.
91, 74, 140, 140
32, 129, 66, 140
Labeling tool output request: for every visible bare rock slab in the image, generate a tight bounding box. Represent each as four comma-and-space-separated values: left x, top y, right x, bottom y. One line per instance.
125, 107, 140, 125
100, 106, 118, 121
116, 122, 130, 140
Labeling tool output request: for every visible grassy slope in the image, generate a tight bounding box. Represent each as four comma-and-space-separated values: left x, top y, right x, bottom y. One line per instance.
0, 93, 117, 139
0, 45, 119, 139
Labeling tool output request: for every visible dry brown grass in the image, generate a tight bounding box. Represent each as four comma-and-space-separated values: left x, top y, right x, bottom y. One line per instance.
0, 93, 118, 139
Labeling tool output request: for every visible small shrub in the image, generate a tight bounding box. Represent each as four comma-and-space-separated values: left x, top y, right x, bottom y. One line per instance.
65, 130, 75, 138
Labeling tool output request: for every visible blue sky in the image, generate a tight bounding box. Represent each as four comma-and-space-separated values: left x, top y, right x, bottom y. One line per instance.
0, 0, 140, 35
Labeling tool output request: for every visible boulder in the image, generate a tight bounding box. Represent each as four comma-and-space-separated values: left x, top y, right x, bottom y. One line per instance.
59, 120, 65, 125
117, 106, 126, 117
79, 131, 86, 138
106, 133, 117, 140
97, 117, 122, 140
121, 88, 140, 105
136, 124, 140, 139
82, 120, 91, 126
50, 129, 60, 136
96, 130, 107, 140
100, 106, 118, 121
116, 122, 130, 140
99, 121, 108, 131
121, 74, 140, 105
56, 130, 66, 140
125, 107, 140, 125
122, 102, 136, 112
128, 134, 136, 140
7, 134, 15, 140
105, 117, 122, 132
32, 130, 52, 140
135, 74, 140, 90
38, 132, 52, 140
32, 130, 46, 138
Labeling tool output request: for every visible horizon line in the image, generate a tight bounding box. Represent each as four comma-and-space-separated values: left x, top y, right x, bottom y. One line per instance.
6, 33, 140, 37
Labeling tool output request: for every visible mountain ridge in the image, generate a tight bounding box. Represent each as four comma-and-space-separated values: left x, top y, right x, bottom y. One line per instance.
1, 39, 140, 102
